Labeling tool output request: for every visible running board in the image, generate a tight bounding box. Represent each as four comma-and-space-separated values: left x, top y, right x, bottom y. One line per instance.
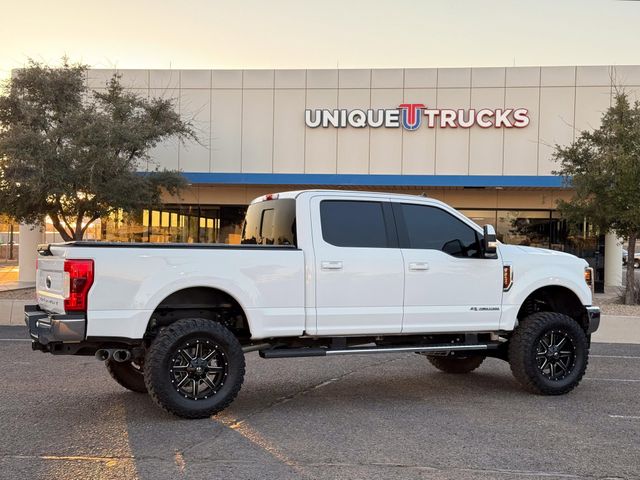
259, 343, 496, 359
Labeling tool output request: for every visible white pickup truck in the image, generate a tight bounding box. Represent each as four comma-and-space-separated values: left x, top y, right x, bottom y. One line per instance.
26, 190, 600, 419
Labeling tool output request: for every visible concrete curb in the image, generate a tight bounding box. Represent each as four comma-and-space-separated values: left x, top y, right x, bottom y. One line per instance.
592, 315, 640, 344
0, 300, 30, 326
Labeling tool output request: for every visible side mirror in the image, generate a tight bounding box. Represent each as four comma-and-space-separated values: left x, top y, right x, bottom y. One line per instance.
483, 225, 498, 259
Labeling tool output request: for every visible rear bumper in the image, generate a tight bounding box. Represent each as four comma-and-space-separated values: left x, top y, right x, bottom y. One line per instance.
585, 306, 601, 335
24, 304, 86, 346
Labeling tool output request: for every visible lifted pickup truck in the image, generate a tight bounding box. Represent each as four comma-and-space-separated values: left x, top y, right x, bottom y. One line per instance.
26, 190, 600, 419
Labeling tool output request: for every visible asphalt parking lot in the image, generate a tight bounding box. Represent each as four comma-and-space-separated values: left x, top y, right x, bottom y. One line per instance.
1, 325, 639, 480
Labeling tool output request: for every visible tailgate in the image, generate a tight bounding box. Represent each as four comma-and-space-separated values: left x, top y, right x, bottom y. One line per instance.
36, 256, 67, 314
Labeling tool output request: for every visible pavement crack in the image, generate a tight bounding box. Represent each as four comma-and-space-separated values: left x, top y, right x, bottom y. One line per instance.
223, 353, 414, 428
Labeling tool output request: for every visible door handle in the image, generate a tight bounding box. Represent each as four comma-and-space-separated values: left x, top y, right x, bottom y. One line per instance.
321, 261, 343, 270
408, 262, 429, 271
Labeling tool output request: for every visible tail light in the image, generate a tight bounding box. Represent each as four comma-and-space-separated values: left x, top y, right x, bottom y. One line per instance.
64, 259, 94, 312
503, 265, 513, 291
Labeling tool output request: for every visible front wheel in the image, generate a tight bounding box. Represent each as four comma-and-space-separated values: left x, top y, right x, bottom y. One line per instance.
424, 354, 485, 373
144, 318, 245, 419
509, 312, 588, 395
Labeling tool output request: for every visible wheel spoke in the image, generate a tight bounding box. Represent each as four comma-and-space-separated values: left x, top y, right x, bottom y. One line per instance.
549, 362, 556, 378
556, 336, 567, 349
549, 331, 555, 348
540, 358, 549, 371
206, 365, 224, 373
172, 365, 188, 371
556, 361, 568, 374
194, 342, 202, 359
203, 376, 217, 392
176, 375, 190, 388
192, 379, 199, 397
180, 349, 194, 362
203, 349, 218, 362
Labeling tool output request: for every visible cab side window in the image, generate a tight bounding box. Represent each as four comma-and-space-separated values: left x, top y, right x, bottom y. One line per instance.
320, 200, 389, 248
397, 203, 482, 258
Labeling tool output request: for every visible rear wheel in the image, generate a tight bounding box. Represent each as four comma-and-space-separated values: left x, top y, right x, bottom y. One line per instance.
509, 311, 588, 395
144, 318, 245, 419
425, 354, 485, 373
106, 358, 147, 393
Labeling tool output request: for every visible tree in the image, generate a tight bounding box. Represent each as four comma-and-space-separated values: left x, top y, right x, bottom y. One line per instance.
0, 59, 193, 241
554, 91, 640, 304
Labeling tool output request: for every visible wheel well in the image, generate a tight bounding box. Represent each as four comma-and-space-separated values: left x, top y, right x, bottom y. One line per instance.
146, 287, 250, 341
517, 286, 588, 331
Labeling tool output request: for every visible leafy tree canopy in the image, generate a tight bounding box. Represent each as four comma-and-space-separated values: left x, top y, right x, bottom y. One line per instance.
554, 91, 640, 303
0, 59, 193, 240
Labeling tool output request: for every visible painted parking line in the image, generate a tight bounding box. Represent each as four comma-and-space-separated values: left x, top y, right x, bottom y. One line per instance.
609, 415, 640, 420
591, 354, 640, 359
585, 377, 640, 383
0, 339, 30, 342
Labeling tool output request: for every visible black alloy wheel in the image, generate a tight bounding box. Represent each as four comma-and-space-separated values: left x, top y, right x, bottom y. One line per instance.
169, 339, 229, 400
535, 329, 576, 381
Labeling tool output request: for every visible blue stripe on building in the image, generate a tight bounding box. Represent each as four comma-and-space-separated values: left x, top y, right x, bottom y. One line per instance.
181, 173, 566, 188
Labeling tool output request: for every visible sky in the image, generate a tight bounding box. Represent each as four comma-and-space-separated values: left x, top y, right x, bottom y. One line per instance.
1, 0, 640, 79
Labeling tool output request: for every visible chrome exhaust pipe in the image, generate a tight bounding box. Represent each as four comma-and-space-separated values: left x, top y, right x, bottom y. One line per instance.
95, 349, 110, 361
112, 349, 131, 363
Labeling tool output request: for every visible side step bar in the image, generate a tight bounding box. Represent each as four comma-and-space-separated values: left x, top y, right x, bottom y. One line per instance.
259, 343, 496, 359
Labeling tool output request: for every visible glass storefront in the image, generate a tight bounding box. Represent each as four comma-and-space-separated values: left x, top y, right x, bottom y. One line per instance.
0, 216, 17, 262
461, 208, 603, 291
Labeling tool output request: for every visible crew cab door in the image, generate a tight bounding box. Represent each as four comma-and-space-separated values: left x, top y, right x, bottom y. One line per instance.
310, 196, 404, 335
393, 202, 503, 333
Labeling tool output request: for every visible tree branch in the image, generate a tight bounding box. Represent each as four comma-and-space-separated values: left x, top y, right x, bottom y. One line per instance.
48, 212, 73, 242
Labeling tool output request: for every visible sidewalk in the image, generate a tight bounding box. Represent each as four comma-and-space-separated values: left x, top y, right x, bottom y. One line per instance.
0, 264, 35, 292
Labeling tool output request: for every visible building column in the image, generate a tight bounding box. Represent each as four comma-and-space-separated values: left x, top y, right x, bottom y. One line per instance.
18, 224, 42, 283
604, 232, 623, 289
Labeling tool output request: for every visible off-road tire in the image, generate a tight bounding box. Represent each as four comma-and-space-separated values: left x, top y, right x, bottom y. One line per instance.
425, 354, 485, 373
509, 312, 588, 395
144, 318, 245, 419
106, 358, 148, 393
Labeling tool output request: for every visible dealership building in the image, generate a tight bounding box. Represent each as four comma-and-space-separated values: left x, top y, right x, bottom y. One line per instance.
14, 64, 640, 289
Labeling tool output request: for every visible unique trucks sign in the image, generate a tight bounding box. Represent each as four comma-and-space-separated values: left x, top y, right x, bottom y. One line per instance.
305, 103, 530, 130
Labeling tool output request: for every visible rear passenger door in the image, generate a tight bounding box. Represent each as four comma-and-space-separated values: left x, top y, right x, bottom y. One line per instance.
311, 196, 404, 335
393, 202, 503, 333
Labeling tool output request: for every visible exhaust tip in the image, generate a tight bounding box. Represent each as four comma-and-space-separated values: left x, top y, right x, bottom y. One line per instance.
112, 350, 131, 363
95, 349, 110, 361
